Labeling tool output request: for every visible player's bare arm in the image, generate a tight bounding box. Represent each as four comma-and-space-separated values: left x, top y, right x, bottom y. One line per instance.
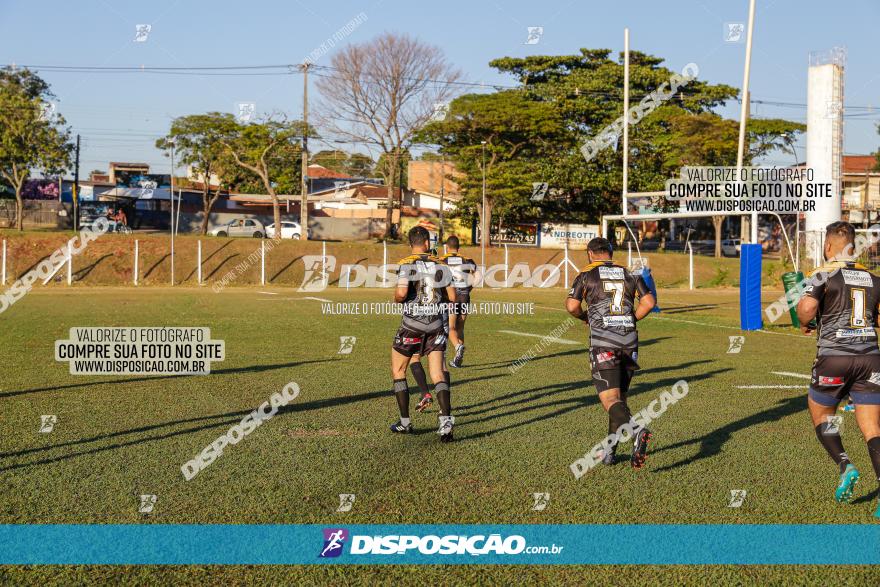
796, 296, 818, 335
634, 293, 656, 321
565, 297, 587, 321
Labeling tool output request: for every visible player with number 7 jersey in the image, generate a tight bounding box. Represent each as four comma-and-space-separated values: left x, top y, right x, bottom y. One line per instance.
566, 238, 656, 469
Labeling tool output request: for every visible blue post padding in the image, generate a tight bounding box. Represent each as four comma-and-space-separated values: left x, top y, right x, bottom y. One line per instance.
740, 243, 763, 331
641, 267, 661, 312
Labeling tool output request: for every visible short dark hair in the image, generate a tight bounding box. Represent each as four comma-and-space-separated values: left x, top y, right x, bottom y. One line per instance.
826, 221, 855, 244
587, 237, 613, 257
408, 226, 430, 247
445, 235, 460, 249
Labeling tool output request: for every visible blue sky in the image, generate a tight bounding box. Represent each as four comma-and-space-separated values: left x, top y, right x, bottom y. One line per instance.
3, 0, 879, 174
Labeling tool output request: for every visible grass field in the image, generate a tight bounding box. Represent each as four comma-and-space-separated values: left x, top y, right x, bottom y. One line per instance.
1, 285, 879, 585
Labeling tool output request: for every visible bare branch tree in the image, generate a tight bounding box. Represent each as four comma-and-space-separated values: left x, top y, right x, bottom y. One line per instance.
315, 32, 462, 238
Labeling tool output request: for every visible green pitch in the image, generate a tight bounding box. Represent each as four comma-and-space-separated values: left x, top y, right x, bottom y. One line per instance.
1, 287, 878, 585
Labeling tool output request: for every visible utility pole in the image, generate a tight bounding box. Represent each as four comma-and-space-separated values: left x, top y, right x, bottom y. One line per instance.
439, 158, 445, 243
72, 134, 80, 232
481, 141, 487, 272
170, 139, 176, 285
300, 62, 310, 240
736, 0, 757, 244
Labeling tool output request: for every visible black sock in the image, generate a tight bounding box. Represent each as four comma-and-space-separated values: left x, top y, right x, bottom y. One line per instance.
814, 422, 851, 474
393, 379, 409, 420
434, 381, 451, 416
607, 401, 632, 450
867, 437, 880, 489
410, 362, 430, 396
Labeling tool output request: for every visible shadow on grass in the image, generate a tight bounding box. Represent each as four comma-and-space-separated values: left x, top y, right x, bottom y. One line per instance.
454, 363, 727, 442
853, 487, 879, 505
269, 255, 303, 283
142, 254, 169, 280
661, 304, 719, 315
205, 254, 241, 280
0, 358, 337, 400
650, 395, 806, 473
184, 240, 232, 282
72, 253, 113, 282
465, 337, 673, 372
0, 369, 505, 472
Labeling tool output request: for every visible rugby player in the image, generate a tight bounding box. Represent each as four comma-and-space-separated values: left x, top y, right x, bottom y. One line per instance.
439, 236, 479, 368
565, 237, 656, 468
390, 226, 457, 441
796, 221, 880, 517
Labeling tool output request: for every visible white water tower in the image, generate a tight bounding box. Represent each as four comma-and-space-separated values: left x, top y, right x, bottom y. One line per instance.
805, 48, 845, 266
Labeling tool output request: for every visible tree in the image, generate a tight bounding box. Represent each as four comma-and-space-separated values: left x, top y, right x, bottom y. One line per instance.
0, 68, 73, 230
312, 149, 375, 177
421, 49, 802, 257
219, 114, 305, 238
418, 90, 562, 240
377, 150, 412, 191
489, 50, 740, 223
653, 113, 804, 256
156, 113, 236, 235
315, 32, 462, 238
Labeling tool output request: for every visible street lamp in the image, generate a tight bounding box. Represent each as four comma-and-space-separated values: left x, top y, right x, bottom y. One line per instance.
481, 141, 487, 272
169, 137, 176, 286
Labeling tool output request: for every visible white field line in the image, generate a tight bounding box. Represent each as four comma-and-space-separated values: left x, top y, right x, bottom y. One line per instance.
536, 304, 806, 338
652, 316, 805, 338
736, 385, 806, 389
498, 330, 581, 345
771, 371, 811, 379
258, 291, 279, 295
255, 295, 335, 302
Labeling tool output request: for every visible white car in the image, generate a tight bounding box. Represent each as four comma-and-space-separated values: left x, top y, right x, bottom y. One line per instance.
721, 239, 741, 257
265, 221, 302, 239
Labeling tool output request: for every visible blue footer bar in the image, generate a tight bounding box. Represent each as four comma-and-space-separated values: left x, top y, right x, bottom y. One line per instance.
1, 524, 879, 565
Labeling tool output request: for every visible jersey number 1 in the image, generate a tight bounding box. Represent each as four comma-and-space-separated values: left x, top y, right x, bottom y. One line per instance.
851, 288, 867, 327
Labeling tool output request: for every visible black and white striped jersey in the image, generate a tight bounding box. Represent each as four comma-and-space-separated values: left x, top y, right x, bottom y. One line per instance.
567, 260, 650, 352
804, 261, 880, 357
396, 253, 452, 333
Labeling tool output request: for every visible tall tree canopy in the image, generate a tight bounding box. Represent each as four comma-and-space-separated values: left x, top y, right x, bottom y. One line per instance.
420, 49, 804, 236
0, 68, 73, 230
315, 32, 462, 237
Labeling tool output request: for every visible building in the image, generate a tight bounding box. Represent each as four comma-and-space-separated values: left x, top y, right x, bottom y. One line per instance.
841, 154, 880, 226
404, 160, 462, 212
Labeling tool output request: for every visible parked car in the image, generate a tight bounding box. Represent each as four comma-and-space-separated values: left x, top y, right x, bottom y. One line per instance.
264, 221, 302, 240
721, 239, 741, 257
209, 218, 265, 238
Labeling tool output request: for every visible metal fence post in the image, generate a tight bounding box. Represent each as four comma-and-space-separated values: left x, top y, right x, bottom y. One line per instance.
66, 242, 72, 285
261, 240, 266, 286
688, 242, 694, 290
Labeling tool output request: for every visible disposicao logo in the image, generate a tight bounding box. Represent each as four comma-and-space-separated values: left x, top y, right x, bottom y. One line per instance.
319, 528, 349, 558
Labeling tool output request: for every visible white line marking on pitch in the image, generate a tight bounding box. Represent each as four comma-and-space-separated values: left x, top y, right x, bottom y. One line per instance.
536, 305, 566, 312
652, 316, 805, 338
258, 291, 279, 295
771, 371, 811, 379
736, 385, 806, 389
498, 330, 581, 345
302, 296, 333, 302
537, 304, 806, 339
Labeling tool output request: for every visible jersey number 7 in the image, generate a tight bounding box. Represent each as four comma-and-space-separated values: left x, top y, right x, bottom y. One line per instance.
603, 281, 624, 314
